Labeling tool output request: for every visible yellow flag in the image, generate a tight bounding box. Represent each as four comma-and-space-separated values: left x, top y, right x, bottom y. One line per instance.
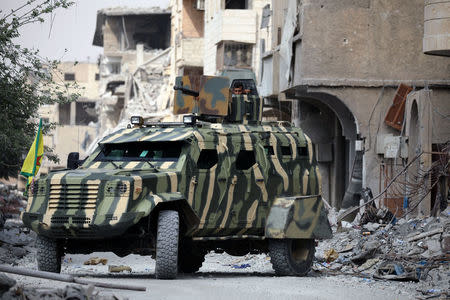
20, 119, 44, 184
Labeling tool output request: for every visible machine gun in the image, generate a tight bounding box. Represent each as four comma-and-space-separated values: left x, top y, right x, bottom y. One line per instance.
173, 83, 199, 97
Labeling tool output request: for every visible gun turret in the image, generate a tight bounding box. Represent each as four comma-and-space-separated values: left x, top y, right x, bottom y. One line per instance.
173, 83, 199, 97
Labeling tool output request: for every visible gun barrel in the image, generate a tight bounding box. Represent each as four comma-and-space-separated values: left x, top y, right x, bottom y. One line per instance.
174, 85, 199, 97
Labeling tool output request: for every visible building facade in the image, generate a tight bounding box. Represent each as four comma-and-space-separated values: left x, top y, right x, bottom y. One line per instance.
39, 62, 100, 170
259, 0, 450, 216
203, 0, 270, 79
92, 7, 173, 134
169, 0, 205, 78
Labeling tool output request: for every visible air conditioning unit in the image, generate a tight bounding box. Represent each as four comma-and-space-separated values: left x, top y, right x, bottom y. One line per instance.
194, 0, 205, 10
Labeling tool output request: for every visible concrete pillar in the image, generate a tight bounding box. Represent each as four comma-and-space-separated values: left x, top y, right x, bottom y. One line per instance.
136, 43, 144, 66
70, 101, 76, 126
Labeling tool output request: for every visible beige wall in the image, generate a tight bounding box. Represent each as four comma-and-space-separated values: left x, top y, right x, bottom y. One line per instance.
182, 0, 204, 37
297, 0, 450, 84
53, 62, 100, 99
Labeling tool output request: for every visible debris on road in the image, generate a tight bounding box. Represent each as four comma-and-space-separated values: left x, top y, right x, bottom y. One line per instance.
0, 264, 146, 291
84, 257, 108, 266
315, 206, 449, 293
108, 265, 132, 273
324, 249, 339, 262
231, 264, 251, 269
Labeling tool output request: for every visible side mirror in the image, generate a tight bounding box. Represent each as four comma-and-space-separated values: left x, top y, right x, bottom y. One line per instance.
67, 152, 80, 169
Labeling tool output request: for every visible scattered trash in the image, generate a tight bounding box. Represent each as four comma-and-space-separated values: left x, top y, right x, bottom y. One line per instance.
84, 257, 108, 265
108, 265, 132, 273
374, 262, 419, 282
324, 249, 339, 262
231, 264, 251, 269
63, 257, 73, 264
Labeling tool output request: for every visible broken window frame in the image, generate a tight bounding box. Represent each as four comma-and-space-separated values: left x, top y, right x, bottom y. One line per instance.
216, 41, 253, 71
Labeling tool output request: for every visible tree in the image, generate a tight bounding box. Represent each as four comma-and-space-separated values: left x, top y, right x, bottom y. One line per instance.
0, 0, 78, 179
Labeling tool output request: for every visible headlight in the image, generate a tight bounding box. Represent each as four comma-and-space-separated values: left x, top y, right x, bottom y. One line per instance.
131, 116, 144, 126
183, 115, 196, 125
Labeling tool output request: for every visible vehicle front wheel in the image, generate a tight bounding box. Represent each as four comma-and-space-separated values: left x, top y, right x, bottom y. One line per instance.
269, 239, 315, 276
155, 210, 179, 279
36, 235, 62, 273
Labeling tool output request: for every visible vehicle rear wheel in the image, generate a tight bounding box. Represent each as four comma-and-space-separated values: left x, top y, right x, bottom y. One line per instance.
269, 239, 315, 276
155, 210, 179, 279
36, 235, 62, 273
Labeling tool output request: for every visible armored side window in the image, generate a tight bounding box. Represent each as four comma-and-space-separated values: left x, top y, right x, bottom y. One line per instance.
264, 146, 274, 156
197, 149, 218, 169
281, 146, 292, 156
298, 146, 308, 157
236, 150, 256, 170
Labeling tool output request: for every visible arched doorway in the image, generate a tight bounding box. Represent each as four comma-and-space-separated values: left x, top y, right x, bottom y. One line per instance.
292, 92, 359, 210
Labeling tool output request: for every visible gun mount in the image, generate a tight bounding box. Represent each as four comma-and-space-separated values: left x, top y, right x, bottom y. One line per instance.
173, 75, 262, 124
173, 83, 199, 97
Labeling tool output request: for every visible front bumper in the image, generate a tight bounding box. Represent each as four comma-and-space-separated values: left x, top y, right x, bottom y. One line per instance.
22, 212, 144, 239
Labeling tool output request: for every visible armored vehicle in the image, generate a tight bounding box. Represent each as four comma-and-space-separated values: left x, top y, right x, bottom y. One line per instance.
22, 75, 332, 279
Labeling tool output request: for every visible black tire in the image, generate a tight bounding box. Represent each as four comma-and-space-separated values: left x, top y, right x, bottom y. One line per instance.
36, 235, 62, 273
179, 248, 206, 273
269, 239, 315, 276
155, 210, 179, 279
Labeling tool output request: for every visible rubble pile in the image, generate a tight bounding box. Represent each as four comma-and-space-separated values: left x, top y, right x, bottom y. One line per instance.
0, 183, 26, 226
0, 184, 35, 265
0, 276, 125, 300
121, 52, 173, 124
315, 207, 450, 297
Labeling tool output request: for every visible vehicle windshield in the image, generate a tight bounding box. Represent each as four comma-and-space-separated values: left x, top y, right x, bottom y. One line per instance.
95, 141, 184, 162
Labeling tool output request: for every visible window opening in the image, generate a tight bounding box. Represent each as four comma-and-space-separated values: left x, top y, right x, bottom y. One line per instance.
298, 146, 308, 157
264, 146, 274, 156
76, 102, 98, 125
64, 73, 75, 81
95, 142, 183, 162
197, 149, 218, 169
225, 0, 249, 9
281, 146, 292, 156
236, 150, 256, 170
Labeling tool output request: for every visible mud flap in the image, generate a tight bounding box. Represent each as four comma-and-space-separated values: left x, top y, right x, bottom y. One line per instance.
265, 195, 332, 239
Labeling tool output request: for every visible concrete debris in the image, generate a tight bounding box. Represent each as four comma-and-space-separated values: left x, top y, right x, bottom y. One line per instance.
315, 206, 449, 290
1, 283, 127, 300
0, 183, 26, 221
324, 249, 339, 262
0, 273, 15, 297
89, 49, 174, 155
108, 265, 132, 273
84, 257, 108, 266
374, 261, 419, 282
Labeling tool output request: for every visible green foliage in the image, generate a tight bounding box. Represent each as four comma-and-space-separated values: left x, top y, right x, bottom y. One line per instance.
0, 0, 76, 179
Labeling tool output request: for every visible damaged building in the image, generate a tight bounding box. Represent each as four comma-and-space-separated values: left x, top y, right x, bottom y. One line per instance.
38, 62, 100, 171
92, 7, 173, 138
202, 0, 291, 120
169, 0, 205, 78
259, 0, 450, 216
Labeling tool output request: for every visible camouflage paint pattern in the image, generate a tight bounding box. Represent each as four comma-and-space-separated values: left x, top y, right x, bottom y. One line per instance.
265, 195, 332, 239
227, 95, 262, 123
174, 75, 230, 116
22, 121, 331, 241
